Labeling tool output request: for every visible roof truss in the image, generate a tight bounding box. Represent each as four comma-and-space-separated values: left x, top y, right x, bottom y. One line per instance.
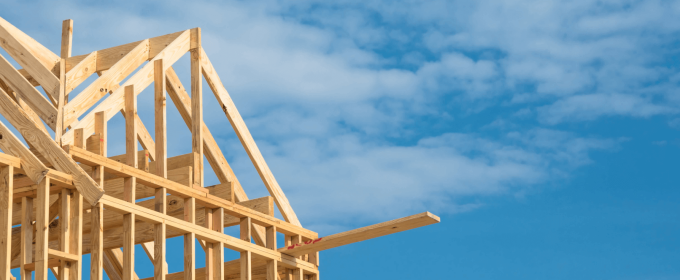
0, 17, 440, 280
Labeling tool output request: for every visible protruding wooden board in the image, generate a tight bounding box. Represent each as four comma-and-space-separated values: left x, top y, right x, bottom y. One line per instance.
0, 119, 49, 183
200, 48, 301, 227
0, 87, 104, 205
0, 53, 58, 130
61, 20, 73, 59
61, 30, 189, 146
0, 16, 60, 99
280, 212, 440, 256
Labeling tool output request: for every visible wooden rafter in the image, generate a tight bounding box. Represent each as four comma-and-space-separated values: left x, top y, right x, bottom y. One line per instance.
0, 17, 440, 280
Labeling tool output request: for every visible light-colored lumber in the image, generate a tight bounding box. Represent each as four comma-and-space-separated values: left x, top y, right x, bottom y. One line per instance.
155, 59, 167, 178
69, 190, 83, 280
66, 146, 315, 238
55, 59, 66, 144
35, 177, 50, 279
59, 189, 72, 280
204, 208, 214, 280
154, 186, 167, 280
213, 208, 224, 280
0, 17, 60, 99
91, 202, 104, 280
200, 48, 301, 227
64, 40, 149, 127
64, 30, 184, 73
0, 53, 58, 130
184, 196, 196, 280
61, 19, 73, 59
19, 196, 32, 279
0, 87, 104, 205
124, 84, 137, 280
165, 67, 268, 246
241, 217, 252, 280
266, 226, 277, 280
191, 28, 203, 188
0, 17, 59, 70
281, 212, 440, 256
65, 51, 97, 95
61, 30, 189, 146
0, 165, 12, 279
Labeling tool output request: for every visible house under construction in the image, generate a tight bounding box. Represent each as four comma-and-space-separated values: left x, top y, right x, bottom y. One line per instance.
0, 17, 440, 280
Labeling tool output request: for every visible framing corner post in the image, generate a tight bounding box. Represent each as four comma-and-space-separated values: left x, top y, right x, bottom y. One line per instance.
265, 226, 277, 280
124, 84, 137, 280
61, 19, 73, 59
36, 177, 51, 279
91, 202, 104, 280
184, 195, 196, 280
59, 189, 72, 280
20, 196, 33, 279
190, 27, 203, 189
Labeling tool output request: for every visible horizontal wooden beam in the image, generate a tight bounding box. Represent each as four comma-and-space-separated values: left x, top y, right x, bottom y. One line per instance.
280, 212, 440, 256
65, 145, 316, 238
47, 249, 78, 263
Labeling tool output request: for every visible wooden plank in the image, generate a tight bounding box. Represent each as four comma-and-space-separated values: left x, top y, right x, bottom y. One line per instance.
61, 30, 190, 146
0, 17, 60, 99
65, 51, 97, 94
55, 59, 66, 145
200, 49, 301, 226
69, 190, 83, 280
0, 17, 59, 70
165, 67, 268, 246
0, 120, 49, 183
191, 28, 203, 188
65, 30, 184, 73
204, 208, 214, 280
91, 202, 104, 280
240, 217, 252, 280
266, 226, 277, 280
0, 53, 58, 130
35, 177, 50, 279
155, 59, 167, 178
63, 40, 149, 127
280, 212, 440, 256
154, 186, 167, 280
184, 196, 196, 280
0, 87, 105, 204
19, 196, 32, 279
213, 208, 224, 280
124, 85, 137, 280
66, 146, 316, 238
0, 165, 12, 279
61, 20, 73, 59
59, 189, 72, 280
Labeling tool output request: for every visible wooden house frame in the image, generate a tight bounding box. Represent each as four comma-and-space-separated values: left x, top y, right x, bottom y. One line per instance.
0, 17, 440, 280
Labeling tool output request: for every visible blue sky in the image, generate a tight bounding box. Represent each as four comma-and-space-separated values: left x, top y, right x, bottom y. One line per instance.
2, 0, 680, 279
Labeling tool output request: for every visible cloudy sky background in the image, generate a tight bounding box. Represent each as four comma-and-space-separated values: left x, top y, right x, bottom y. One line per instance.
2, 0, 680, 279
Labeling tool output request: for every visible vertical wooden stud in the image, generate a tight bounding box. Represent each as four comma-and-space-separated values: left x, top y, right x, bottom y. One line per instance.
35, 177, 50, 279
240, 217, 251, 280
74, 128, 84, 149
91, 202, 104, 280
212, 208, 224, 280
60, 189, 72, 280
55, 59, 66, 144
61, 19, 73, 59
94, 111, 107, 156
0, 165, 12, 279
155, 59, 167, 178
154, 187, 166, 280
292, 269, 303, 280
69, 191, 83, 280
204, 208, 213, 280
20, 196, 32, 279
190, 27, 203, 188
124, 85, 137, 280
184, 197, 195, 280
266, 226, 277, 280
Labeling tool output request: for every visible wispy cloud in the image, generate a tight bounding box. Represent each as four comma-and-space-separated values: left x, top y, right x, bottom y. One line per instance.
0, 0, 665, 232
